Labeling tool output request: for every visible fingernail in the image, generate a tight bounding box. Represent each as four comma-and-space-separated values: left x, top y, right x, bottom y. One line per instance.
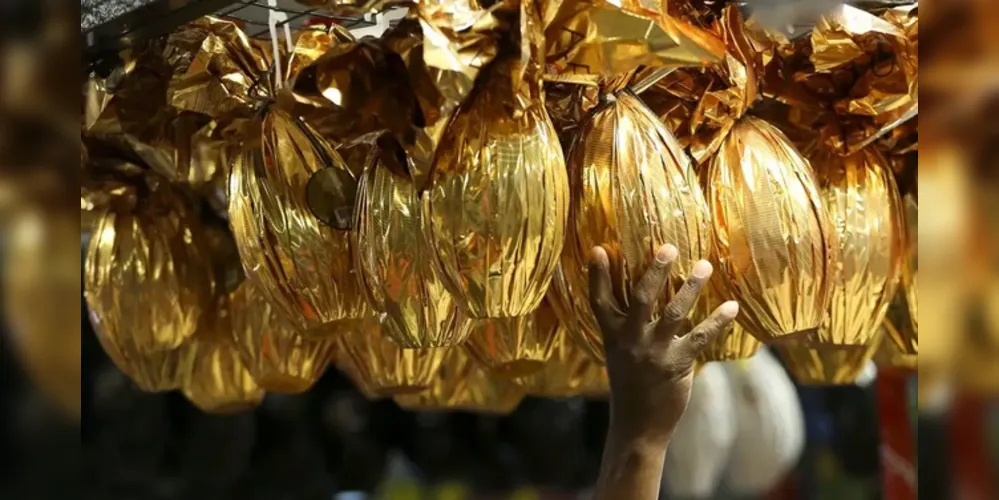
591, 246, 609, 267
719, 301, 739, 318
692, 260, 713, 279
655, 244, 679, 264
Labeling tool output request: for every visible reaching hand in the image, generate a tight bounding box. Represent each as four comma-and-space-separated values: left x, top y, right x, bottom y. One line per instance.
591, 244, 739, 500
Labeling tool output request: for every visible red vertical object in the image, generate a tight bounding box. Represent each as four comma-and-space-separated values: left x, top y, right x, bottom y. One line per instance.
950, 395, 995, 500
876, 369, 917, 500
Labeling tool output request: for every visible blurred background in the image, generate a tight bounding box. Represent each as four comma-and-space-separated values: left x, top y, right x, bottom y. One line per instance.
2, 0, 999, 498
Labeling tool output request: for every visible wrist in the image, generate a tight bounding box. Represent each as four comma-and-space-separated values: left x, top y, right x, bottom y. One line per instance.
607, 415, 673, 454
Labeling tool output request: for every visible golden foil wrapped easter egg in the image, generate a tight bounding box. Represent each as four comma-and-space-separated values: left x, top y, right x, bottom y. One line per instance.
3, 208, 83, 417
394, 349, 525, 414
85, 183, 214, 353
695, 286, 761, 363
777, 337, 879, 385
354, 163, 466, 348
707, 117, 837, 343
462, 299, 562, 379
562, 91, 711, 363
426, 86, 569, 319
873, 326, 917, 373
812, 147, 905, 347
334, 318, 448, 398
181, 296, 265, 414
229, 282, 337, 394
514, 329, 609, 398
228, 109, 371, 338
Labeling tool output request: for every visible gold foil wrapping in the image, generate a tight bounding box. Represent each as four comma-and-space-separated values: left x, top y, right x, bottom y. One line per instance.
394, 349, 525, 414
707, 117, 837, 342
181, 296, 265, 414
900, 194, 917, 339
354, 162, 467, 348
228, 109, 371, 337
85, 181, 214, 353
3, 209, 83, 417
812, 147, 905, 347
778, 336, 879, 385
695, 286, 761, 363
335, 318, 448, 398
514, 329, 608, 398
426, 81, 568, 319
874, 326, 916, 373
562, 90, 710, 362
230, 282, 337, 393
463, 299, 562, 378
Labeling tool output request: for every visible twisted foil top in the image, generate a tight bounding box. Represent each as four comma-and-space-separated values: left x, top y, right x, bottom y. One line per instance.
761, 4, 918, 154
813, 147, 905, 347
562, 91, 710, 362
707, 117, 837, 342
354, 162, 467, 348
181, 295, 265, 414
229, 282, 337, 394
334, 318, 448, 398
394, 348, 525, 414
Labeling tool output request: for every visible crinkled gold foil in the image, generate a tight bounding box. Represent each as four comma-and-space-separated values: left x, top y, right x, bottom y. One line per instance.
181, 295, 265, 414
514, 328, 608, 398
876, 321, 916, 372
426, 81, 568, 318
90, 309, 187, 392
707, 117, 837, 342
3, 208, 82, 417
462, 299, 562, 379
229, 281, 337, 394
561, 90, 711, 362
394, 348, 525, 414
761, 4, 918, 154
354, 159, 467, 348
694, 285, 761, 363
635, 6, 763, 164
778, 335, 879, 385
812, 147, 905, 347
334, 318, 448, 398
85, 179, 214, 353
228, 108, 372, 337
540, 0, 725, 78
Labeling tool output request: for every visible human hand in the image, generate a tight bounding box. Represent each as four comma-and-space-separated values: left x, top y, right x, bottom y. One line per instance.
589, 244, 739, 445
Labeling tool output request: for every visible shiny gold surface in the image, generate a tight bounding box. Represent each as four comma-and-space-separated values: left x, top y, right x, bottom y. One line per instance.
229, 282, 337, 394
394, 349, 525, 414
181, 296, 265, 414
873, 328, 916, 373
354, 163, 467, 348
85, 182, 214, 353
426, 77, 568, 319
334, 318, 448, 398
707, 117, 837, 342
562, 91, 710, 362
514, 328, 608, 398
812, 147, 905, 347
462, 300, 562, 379
778, 336, 879, 385
228, 109, 372, 337
695, 285, 761, 363
89, 308, 186, 392
900, 194, 917, 338
3, 209, 82, 417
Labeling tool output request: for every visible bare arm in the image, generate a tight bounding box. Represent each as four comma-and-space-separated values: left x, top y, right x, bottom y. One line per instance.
588, 245, 739, 500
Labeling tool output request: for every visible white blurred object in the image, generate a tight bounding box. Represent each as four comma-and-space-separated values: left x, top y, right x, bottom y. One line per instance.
724, 349, 805, 496
855, 360, 878, 388
662, 363, 736, 498
743, 0, 840, 39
